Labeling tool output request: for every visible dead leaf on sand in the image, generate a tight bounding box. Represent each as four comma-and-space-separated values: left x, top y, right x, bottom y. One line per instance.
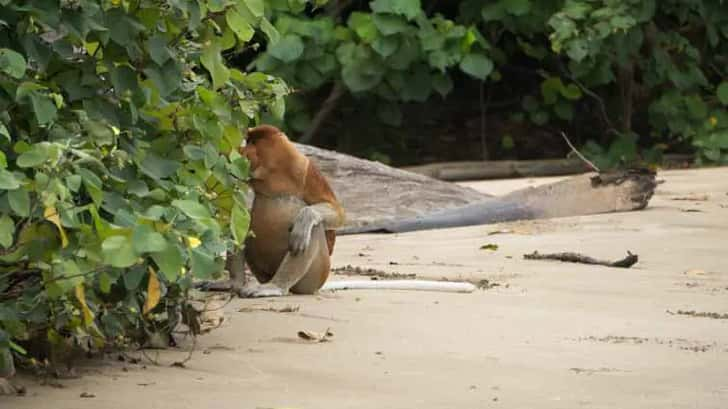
684, 269, 707, 276
480, 243, 499, 251
297, 328, 334, 343
487, 229, 514, 236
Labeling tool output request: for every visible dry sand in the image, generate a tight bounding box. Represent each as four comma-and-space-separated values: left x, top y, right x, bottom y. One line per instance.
6, 168, 728, 409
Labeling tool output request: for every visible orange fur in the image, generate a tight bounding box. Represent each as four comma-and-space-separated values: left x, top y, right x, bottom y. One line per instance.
241, 125, 343, 292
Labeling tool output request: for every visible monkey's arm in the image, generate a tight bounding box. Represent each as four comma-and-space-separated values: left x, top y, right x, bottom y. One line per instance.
289, 202, 342, 255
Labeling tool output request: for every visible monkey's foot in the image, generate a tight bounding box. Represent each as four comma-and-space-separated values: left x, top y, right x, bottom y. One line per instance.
0, 378, 20, 396
237, 284, 287, 298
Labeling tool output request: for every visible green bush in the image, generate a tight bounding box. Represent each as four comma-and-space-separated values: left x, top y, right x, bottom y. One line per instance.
0, 0, 288, 370
254, 0, 728, 165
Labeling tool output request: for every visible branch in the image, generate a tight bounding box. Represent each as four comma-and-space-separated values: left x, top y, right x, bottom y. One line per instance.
561, 131, 600, 172
299, 82, 346, 144
524, 251, 638, 268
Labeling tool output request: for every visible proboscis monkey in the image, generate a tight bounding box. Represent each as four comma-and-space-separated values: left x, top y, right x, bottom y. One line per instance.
237, 125, 344, 297
235, 125, 476, 297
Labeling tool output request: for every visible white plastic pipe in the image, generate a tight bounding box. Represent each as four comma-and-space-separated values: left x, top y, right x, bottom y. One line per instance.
321, 279, 477, 293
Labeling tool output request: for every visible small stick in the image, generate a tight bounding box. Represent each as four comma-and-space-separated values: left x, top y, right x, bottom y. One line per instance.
561, 131, 600, 172
524, 251, 638, 268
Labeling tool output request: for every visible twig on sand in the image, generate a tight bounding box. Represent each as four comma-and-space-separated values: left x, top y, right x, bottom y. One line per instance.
561, 131, 600, 172
524, 251, 638, 268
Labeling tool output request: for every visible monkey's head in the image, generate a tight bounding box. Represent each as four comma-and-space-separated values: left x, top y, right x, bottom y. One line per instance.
240, 125, 308, 195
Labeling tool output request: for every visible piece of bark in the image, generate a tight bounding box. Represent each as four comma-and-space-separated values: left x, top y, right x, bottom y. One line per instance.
523, 251, 638, 268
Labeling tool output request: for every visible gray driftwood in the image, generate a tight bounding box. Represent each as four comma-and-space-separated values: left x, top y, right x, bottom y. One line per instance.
296, 144, 657, 235
294, 143, 489, 230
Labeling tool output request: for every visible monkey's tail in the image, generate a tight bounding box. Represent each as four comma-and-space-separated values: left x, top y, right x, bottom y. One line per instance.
320, 280, 477, 293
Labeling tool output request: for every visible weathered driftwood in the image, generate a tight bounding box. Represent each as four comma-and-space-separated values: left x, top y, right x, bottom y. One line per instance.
296, 144, 658, 235
403, 158, 590, 181
402, 154, 694, 182
294, 143, 489, 230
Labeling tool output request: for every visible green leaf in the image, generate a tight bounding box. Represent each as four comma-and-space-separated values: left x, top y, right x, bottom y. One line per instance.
260, 17, 280, 44
98, 272, 112, 294
29, 93, 57, 125
481, 3, 506, 21
267, 35, 304, 63
242, 0, 264, 17
200, 38, 230, 90
685, 96, 707, 119
8, 188, 30, 217
16, 144, 48, 168
66, 175, 82, 192
230, 203, 250, 245
342, 65, 384, 92
139, 153, 180, 180
432, 73, 453, 97
183, 145, 206, 160
190, 247, 221, 279
504, 0, 531, 16
370, 0, 422, 20
226, 9, 255, 43
372, 14, 409, 35
102, 235, 138, 268
348, 12, 378, 43
565, 39, 589, 62
146, 35, 173, 66
0, 150, 6, 169
372, 36, 399, 57
717, 82, 728, 106
84, 120, 114, 145
540, 77, 563, 105
0, 122, 9, 143
560, 83, 582, 100
143, 205, 167, 220
459, 53, 493, 80
132, 224, 168, 253
151, 242, 184, 281
0, 170, 20, 190
0, 214, 13, 248
123, 266, 145, 291
111, 65, 139, 97
172, 199, 211, 219
0, 48, 26, 79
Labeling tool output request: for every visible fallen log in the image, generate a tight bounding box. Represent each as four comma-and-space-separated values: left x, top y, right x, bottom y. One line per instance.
294, 143, 489, 229
295, 144, 658, 235
403, 158, 590, 181
401, 154, 694, 182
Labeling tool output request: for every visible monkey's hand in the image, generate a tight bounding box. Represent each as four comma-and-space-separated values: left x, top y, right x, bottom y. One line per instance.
238, 283, 286, 298
289, 206, 322, 255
